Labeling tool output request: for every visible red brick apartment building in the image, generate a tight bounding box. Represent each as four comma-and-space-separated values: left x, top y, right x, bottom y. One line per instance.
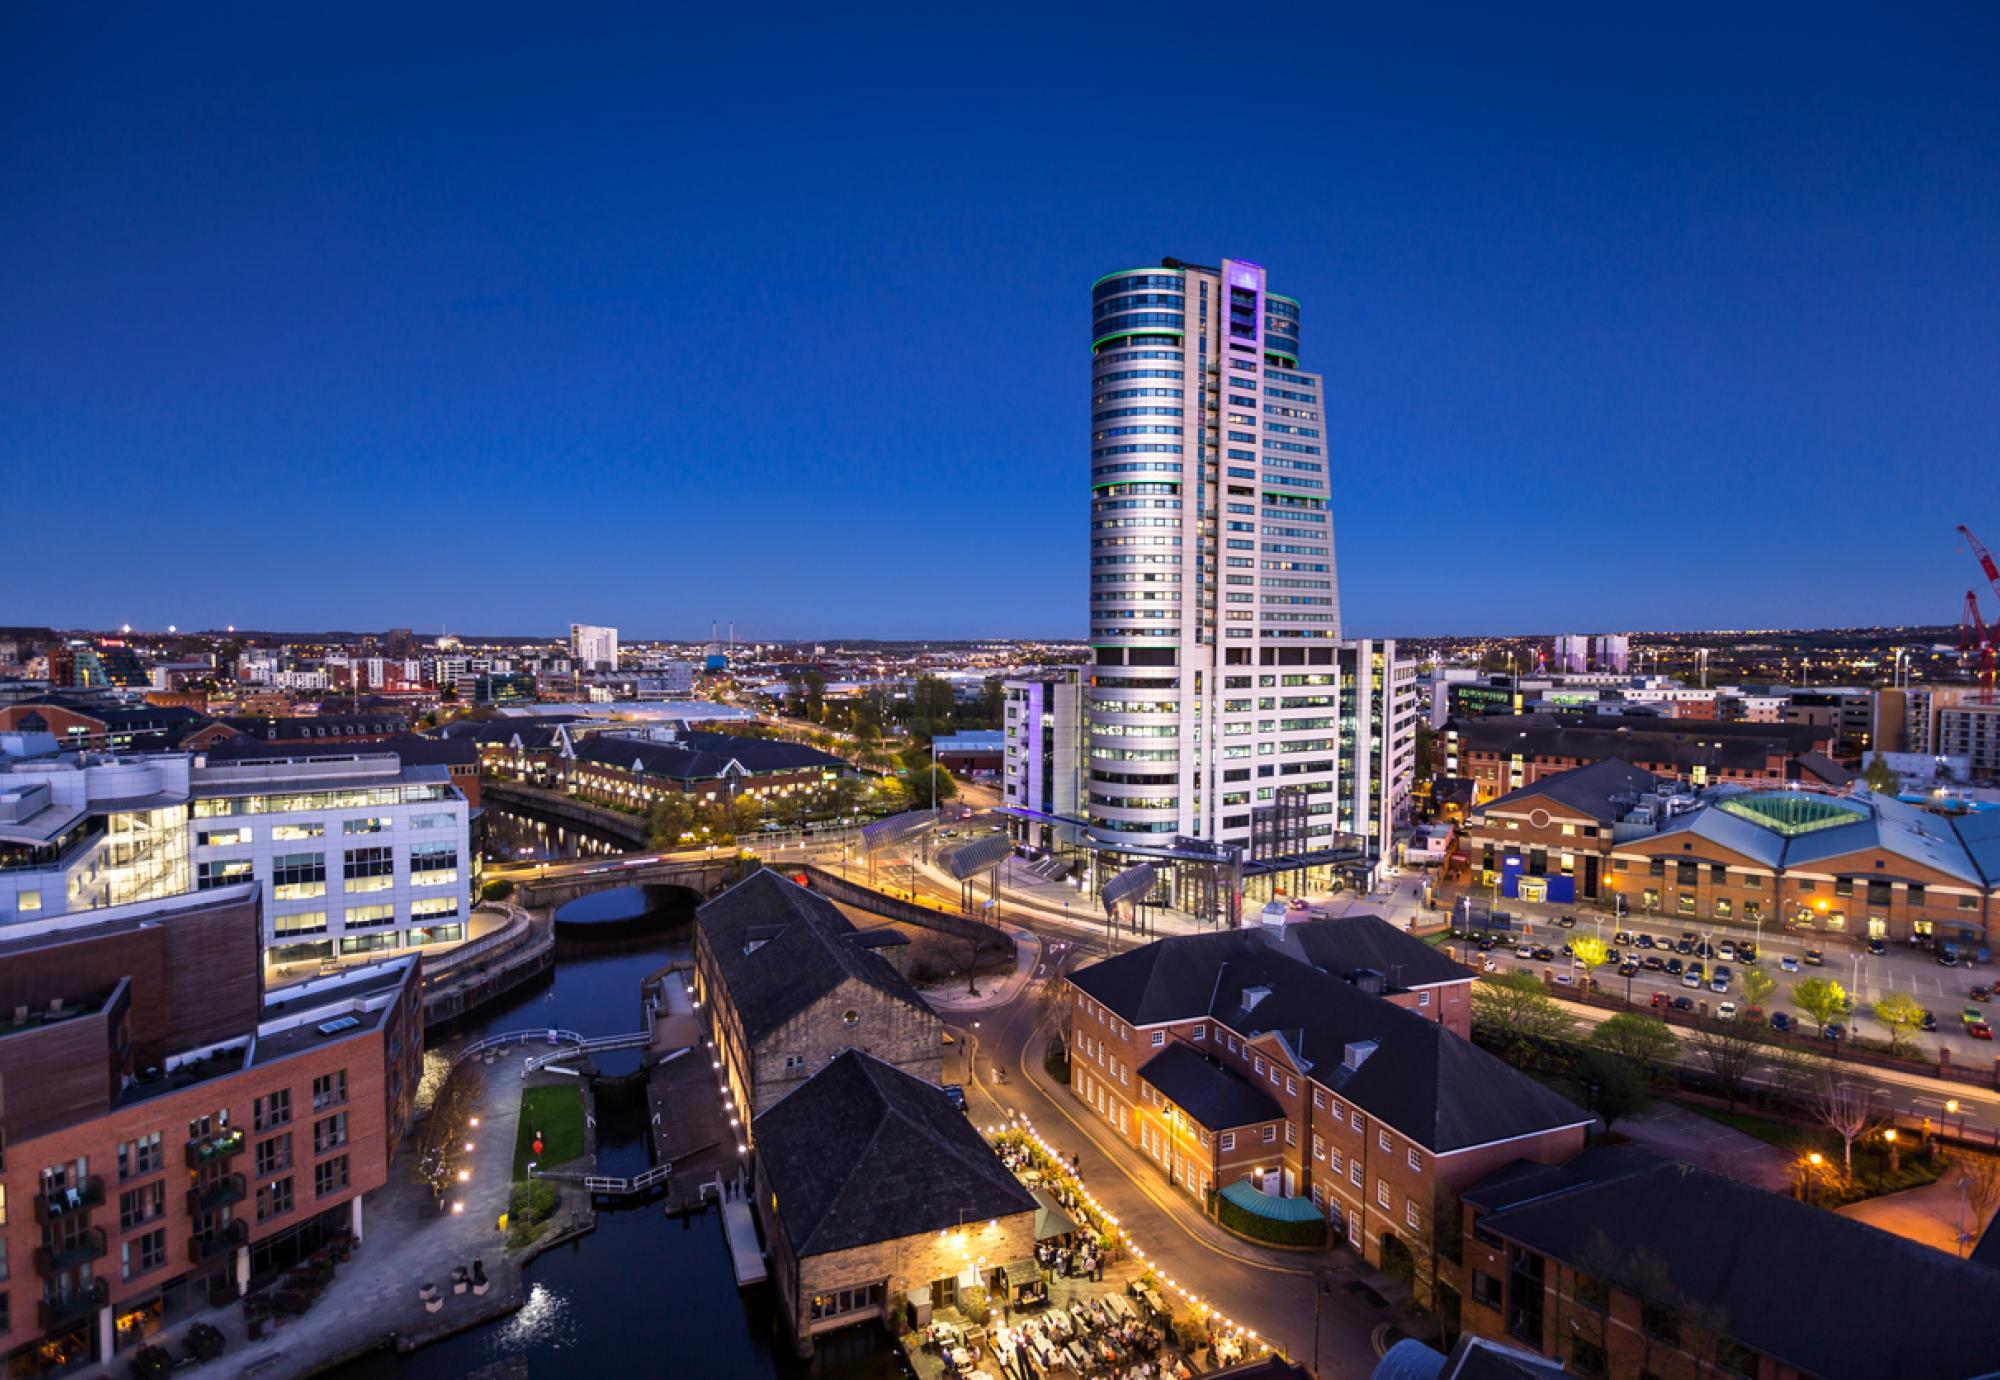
0, 886, 421, 1373
1064, 918, 1589, 1271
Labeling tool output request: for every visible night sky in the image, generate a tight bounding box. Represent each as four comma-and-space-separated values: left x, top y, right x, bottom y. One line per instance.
4, 4, 1997, 640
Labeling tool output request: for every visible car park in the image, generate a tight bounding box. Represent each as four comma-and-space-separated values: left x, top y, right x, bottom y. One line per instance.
1780, 954, 1801, 973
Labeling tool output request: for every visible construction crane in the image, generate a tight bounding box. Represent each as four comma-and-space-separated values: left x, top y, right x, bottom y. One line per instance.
1958, 526, 2000, 702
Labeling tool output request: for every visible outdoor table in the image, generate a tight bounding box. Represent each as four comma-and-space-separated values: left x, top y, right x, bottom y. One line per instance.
1045, 1309, 1072, 1341
1064, 1341, 1090, 1373
1070, 1302, 1095, 1335
949, 1346, 973, 1370
1029, 1331, 1060, 1368
1105, 1293, 1135, 1323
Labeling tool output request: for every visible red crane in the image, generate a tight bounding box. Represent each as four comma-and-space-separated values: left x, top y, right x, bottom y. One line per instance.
1959, 526, 2000, 702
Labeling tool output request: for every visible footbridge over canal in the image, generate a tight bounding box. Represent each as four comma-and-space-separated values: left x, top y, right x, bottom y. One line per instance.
514, 853, 748, 911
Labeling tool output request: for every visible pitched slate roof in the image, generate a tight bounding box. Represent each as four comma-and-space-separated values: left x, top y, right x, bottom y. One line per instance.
1473, 1152, 2000, 1379
1640, 787, 1987, 885
1474, 758, 1659, 823
697, 869, 932, 1044
571, 730, 845, 781
1072, 927, 1582, 1154
1446, 713, 1826, 776
752, 1050, 1035, 1257
1137, 1041, 1282, 1130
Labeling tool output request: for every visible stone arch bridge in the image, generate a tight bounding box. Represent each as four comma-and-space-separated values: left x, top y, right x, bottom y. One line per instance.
516, 854, 746, 911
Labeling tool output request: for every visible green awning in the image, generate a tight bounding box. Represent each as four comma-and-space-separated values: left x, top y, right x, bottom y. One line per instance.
1218, 1180, 1322, 1223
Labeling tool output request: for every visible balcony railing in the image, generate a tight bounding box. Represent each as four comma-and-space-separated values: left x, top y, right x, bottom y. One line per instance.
35, 1226, 107, 1272
185, 1126, 246, 1168
187, 1218, 248, 1265
187, 1173, 247, 1215
39, 1279, 109, 1330
34, 1176, 104, 1224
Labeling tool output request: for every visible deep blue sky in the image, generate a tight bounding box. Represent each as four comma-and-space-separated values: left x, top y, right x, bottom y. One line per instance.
4, 5, 1997, 640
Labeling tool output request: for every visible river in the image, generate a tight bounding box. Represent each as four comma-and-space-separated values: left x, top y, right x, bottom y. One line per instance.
324, 810, 909, 1378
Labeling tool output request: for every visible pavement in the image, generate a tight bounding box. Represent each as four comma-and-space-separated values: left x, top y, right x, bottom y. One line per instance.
919, 928, 1044, 1012
1838, 1154, 2000, 1255
1613, 1102, 1793, 1193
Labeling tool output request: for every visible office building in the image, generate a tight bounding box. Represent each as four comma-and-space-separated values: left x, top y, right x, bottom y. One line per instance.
1085, 257, 1415, 896
1002, 668, 1087, 852
569, 624, 619, 672
0, 886, 421, 1371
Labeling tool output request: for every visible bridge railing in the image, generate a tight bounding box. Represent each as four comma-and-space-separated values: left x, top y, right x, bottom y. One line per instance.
519, 1030, 651, 1075
455, 1028, 586, 1065
532, 1164, 673, 1196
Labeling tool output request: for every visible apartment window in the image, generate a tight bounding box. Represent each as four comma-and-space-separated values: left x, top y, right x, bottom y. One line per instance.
257, 1176, 295, 1222
1262, 1125, 1276, 1144
1226, 1034, 1237, 1053
254, 1092, 291, 1141
273, 852, 327, 901
1220, 1133, 1235, 1152
1378, 1129, 1391, 1152
1350, 1161, 1362, 1187
272, 822, 324, 841
1408, 1148, 1423, 1174
1191, 1024, 1206, 1041
17, 889, 40, 913
1470, 1270, 1502, 1309
1641, 1303, 1680, 1344
343, 816, 391, 835
314, 1155, 350, 1199
411, 812, 454, 830
313, 1113, 349, 1155
1376, 1179, 1391, 1209
1284, 1076, 1296, 1096
1253, 1056, 1265, 1076
1418, 991, 1431, 1008
312, 1071, 347, 1111
1312, 1135, 1324, 1160
344, 847, 394, 893
1312, 1089, 1324, 1109
256, 1133, 293, 1177
1151, 1031, 1166, 1048
1283, 1121, 1296, 1147
1330, 1149, 1343, 1174
121, 1227, 167, 1281
117, 1132, 162, 1181
1405, 1200, 1421, 1231
118, 1181, 164, 1231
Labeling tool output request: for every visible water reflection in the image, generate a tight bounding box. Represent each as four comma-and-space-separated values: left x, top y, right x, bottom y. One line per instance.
484, 807, 627, 865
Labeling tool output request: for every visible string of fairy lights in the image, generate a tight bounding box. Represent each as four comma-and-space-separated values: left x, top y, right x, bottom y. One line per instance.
988, 1112, 1273, 1361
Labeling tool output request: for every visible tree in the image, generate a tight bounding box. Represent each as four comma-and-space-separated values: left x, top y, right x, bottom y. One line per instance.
1954, 1154, 2000, 1256
1873, 991, 1926, 1055
1863, 753, 1899, 794
1571, 935, 1611, 990
1685, 1019, 1764, 1112
1740, 966, 1777, 1012
907, 764, 959, 809
1577, 1048, 1652, 1132
1807, 1066, 1880, 1176
648, 793, 701, 850
1589, 1012, 1678, 1083
1792, 976, 1849, 1035
415, 1063, 484, 1204
1470, 971, 1576, 1070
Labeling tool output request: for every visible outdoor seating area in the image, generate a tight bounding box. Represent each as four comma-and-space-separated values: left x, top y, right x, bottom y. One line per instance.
240, 1229, 354, 1340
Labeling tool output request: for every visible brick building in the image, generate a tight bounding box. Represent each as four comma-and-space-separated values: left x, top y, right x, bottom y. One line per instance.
1439, 714, 1846, 807
563, 731, 848, 815
1462, 761, 2000, 950
752, 1051, 1036, 1357
0, 886, 421, 1372
694, 869, 941, 1122
1063, 920, 1587, 1271
1458, 1149, 2000, 1379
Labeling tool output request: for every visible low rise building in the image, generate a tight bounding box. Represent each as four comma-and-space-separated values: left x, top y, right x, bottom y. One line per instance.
1064, 921, 1586, 1269
1458, 1148, 2000, 1379
0, 887, 421, 1372
563, 730, 848, 814
752, 1050, 1036, 1357
693, 870, 940, 1120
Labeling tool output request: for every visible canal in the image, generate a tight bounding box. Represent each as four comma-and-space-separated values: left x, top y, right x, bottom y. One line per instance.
326, 808, 908, 1378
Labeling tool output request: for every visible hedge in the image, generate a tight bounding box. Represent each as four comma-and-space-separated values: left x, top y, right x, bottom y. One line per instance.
1207, 1190, 1328, 1249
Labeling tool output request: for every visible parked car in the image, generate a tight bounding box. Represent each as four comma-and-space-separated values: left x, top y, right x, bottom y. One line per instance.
1555, 915, 1577, 929
1744, 1005, 1765, 1023
1643, 956, 1666, 971
1718, 941, 1738, 962
1615, 930, 1636, 946
1670, 996, 1695, 1012
1718, 1001, 1739, 1020
1738, 942, 1760, 963
1680, 930, 1698, 944
1478, 937, 1497, 952
1780, 955, 1801, 973
1650, 992, 1670, 1010
1554, 972, 1575, 986
1962, 1006, 1986, 1026
1515, 944, 1535, 959
1972, 1021, 1995, 1041
1973, 985, 1993, 1004
1637, 934, 1656, 950
1803, 949, 1825, 966
1617, 961, 1640, 977
1770, 1011, 1793, 1033
942, 1084, 967, 1111
1921, 1009, 1939, 1032
1665, 958, 1685, 976
1682, 970, 1703, 989
1713, 965, 1733, 986
1675, 939, 1695, 955
1822, 1022, 1846, 1042
1710, 974, 1731, 994
1867, 938, 1887, 956
1687, 961, 1706, 981
1532, 946, 1557, 963
1939, 944, 1961, 968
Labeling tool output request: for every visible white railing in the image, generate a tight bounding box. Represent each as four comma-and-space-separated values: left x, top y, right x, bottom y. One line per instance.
519, 1030, 651, 1075
454, 1028, 585, 1064
531, 1163, 673, 1195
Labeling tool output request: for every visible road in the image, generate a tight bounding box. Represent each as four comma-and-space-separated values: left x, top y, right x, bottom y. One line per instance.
950, 940, 1409, 1379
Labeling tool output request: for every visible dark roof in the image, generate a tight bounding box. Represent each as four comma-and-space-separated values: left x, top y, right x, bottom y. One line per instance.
696, 870, 932, 1044
1285, 914, 1473, 989
1793, 750, 1857, 787
1446, 713, 1829, 775
752, 1051, 1035, 1257
1137, 1042, 1283, 1130
571, 730, 845, 781
375, 733, 477, 769
1475, 758, 1659, 822
1473, 1152, 2000, 1379
1073, 928, 1583, 1153
219, 714, 406, 741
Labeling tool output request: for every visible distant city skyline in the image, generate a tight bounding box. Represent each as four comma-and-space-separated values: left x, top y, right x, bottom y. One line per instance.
5, 8, 1998, 637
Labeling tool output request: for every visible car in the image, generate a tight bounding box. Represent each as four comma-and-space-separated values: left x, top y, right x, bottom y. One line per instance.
1718, 1001, 1739, 1020
1637, 934, 1655, 950
1770, 1011, 1793, 1033
1617, 961, 1640, 977
1962, 1006, 1986, 1026
1738, 943, 1760, 963
1533, 946, 1557, 963
1643, 956, 1666, 971
942, 1084, 967, 1112
1615, 930, 1636, 946
1939, 944, 1961, 968
1921, 1009, 1939, 1032
1822, 1022, 1846, 1042
1710, 975, 1730, 994
1867, 939, 1887, 956
1780, 954, 1801, 973
1666, 958, 1685, 976
1687, 961, 1706, 980
1670, 996, 1695, 1012
1973, 1022, 1995, 1041
1604, 947, 1622, 964
1713, 965, 1733, 985
1554, 972, 1574, 986
1555, 915, 1577, 929
1515, 944, 1535, 959
1650, 991, 1669, 1009
1681, 930, 1698, 943
1718, 941, 1738, 962
1744, 1005, 1764, 1022
1696, 940, 1717, 959
1683, 971, 1703, 989
1478, 937, 1497, 952
1560, 943, 1575, 959
1974, 985, 1994, 1004
1803, 949, 1825, 966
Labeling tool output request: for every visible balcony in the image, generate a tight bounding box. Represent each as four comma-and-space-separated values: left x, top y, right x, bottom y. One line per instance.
185, 1126, 246, 1168
187, 1218, 248, 1265
34, 1176, 104, 1224
35, 1226, 107, 1272
39, 1279, 109, 1330
187, 1173, 247, 1215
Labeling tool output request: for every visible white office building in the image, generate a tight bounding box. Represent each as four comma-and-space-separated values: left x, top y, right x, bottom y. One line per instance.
1002, 668, 1088, 852
187, 749, 472, 973
1084, 256, 1414, 876
0, 745, 193, 920
571, 623, 619, 672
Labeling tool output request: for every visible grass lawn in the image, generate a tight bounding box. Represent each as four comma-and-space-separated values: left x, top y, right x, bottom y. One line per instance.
1676, 1098, 1947, 1204
512, 1084, 585, 1181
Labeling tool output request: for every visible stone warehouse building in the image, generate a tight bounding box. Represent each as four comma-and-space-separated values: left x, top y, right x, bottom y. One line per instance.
562, 731, 849, 814
693, 869, 940, 1122
1064, 919, 1587, 1270
753, 1051, 1037, 1357
0, 886, 421, 1373
1461, 761, 2000, 950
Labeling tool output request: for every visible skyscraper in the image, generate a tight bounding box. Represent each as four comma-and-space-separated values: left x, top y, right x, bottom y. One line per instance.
1086, 257, 1407, 891
570, 623, 619, 671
